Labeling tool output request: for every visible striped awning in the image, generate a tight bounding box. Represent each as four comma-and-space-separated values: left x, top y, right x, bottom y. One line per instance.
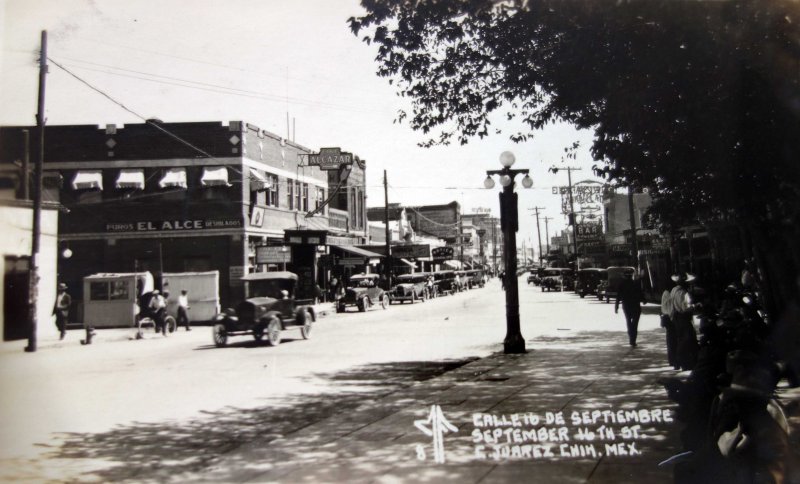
201, 166, 230, 187
115, 170, 144, 190
159, 168, 187, 189
72, 171, 103, 190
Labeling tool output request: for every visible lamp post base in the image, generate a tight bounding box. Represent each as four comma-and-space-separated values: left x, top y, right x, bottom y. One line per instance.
503, 333, 527, 354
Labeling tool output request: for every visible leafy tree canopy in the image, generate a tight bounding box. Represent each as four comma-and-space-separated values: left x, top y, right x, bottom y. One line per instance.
350, 0, 800, 231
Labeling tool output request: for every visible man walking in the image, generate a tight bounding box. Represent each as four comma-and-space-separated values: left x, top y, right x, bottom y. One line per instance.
177, 289, 191, 331
661, 280, 678, 369
670, 273, 700, 371
53, 283, 71, 340
615, 271, 644, 347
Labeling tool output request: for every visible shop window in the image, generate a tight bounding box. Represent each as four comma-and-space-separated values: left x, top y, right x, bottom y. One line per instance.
109, 280, 129, 300
266, 174, 279, 207
250, 189, 266, 207
90, 282, 109, 301
77, 190, 103, 205
201, 186, 231, 201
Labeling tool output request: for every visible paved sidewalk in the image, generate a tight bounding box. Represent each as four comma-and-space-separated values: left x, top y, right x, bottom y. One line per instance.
176, 328, 683, 483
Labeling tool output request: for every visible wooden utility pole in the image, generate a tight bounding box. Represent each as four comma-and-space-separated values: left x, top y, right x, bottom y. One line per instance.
544, 216, 553, 257
528, 207, 545, 265
550, 166, 582, 270
383, 170, 391, 288
26, 31, 47, 353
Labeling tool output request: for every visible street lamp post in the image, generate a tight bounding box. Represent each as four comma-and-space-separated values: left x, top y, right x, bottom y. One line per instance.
484, 151, 533, 354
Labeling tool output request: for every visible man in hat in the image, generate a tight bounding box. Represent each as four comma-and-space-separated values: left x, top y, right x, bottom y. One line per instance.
669, 272, 700, 370
149, 289, 167, 335
53, 283, 71, 340
615, 271, 645, 347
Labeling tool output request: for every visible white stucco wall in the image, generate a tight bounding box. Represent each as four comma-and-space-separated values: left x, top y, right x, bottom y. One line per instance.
0, 204, 59, 340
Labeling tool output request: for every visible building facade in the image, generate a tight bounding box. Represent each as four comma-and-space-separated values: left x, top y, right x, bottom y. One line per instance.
0, 120, 333, 313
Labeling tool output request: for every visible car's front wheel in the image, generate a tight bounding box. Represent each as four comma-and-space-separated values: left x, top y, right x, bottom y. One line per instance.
381, 295, 389, 309
253, 323, 264, 342
300, 311, 312, 339
213, 324, 228, 347
357, 298, 367, 312
266, 317, 282, 346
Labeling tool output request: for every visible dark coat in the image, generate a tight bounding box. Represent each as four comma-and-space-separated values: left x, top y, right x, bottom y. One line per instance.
615, 278, 644, 312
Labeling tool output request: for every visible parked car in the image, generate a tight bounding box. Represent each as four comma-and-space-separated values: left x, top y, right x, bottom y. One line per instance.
540, 268, 574, 292
576, 268, 608, 298
466, 269, 486, 288
433, 270, 459, 295
527, 271, 540, 285
337, 273, 390, 312
602, 266, 637, 303
212, 271, 315, 347
391, 273, 428, 304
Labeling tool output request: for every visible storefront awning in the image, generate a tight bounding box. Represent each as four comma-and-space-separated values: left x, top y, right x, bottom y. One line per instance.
201, 166, 230, 187
331, 244, 384, 259
115, 170, 144, 190
249, 169, 271, 192
72, 171, 103, 190
159, 168, 187, 189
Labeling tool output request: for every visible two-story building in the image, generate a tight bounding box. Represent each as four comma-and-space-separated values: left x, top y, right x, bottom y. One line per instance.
0, 120, 333, 310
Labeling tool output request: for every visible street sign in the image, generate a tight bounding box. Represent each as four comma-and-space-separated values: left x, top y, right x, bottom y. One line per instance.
339, 257, 365, 266
391, 244, 431, 259
307, 147, 354, 171
431, 246, 454, 261
256, 246, 292, 264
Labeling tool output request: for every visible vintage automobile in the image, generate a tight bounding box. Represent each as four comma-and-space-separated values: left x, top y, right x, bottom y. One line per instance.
212, 271, 315, 347
433, 270, 459, 296
390, 273, 428, 304
527, 270, 540, 285
601, 266, 637, 303
337, 273, 390, 312
576, 268, 608, 298
540, 268, 574, 292
466, 269, 486, 289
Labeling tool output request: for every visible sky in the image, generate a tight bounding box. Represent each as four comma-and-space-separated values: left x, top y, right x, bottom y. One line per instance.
1, 0, 607, 259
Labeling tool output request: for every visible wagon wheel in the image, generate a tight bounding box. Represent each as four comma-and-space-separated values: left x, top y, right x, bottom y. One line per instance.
381, 295, 389, 309
266, 317, 282, 346
213, 324, 228, 347
300, 311, 312, 340
165, 316, 177, 334
253, 323, 265, 342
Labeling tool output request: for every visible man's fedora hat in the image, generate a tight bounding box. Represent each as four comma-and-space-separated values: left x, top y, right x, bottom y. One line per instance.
670, 273, 697, 283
